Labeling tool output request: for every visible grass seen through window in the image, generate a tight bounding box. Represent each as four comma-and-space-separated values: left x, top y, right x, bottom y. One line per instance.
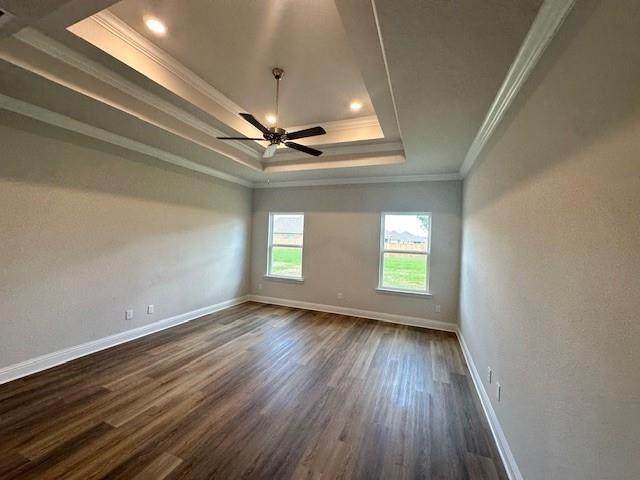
270, 246, 302, 278
382, 252, 428, 291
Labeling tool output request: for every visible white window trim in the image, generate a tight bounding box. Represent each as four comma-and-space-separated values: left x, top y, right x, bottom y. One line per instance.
266, 212, 305, 281
377, 211, 432, 295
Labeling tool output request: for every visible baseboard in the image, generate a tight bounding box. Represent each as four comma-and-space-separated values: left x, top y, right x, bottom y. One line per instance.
248, 295, 457, 332
457, 332, 522, 480
0, 295, 250, 385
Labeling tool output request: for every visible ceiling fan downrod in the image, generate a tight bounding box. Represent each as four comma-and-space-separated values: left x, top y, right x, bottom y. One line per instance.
272, 67, 284, 129
268, 67, 286, 147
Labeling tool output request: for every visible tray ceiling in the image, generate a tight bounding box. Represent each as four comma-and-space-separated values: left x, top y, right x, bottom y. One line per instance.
108, 0, 375, 127
0, 0, 568, 186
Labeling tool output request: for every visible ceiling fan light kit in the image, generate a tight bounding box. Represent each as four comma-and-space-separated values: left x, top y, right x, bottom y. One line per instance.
217, 68, 327, 158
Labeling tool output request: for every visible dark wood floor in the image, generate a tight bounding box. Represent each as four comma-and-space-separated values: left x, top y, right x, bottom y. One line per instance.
0, 302, 506, 479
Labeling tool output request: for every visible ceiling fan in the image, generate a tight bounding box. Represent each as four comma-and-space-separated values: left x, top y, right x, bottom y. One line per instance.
217, 68, 326, 158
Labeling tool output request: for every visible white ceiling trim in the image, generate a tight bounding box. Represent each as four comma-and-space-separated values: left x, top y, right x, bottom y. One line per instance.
282, 115, 384, 146
254, 173, 461, 189
284, 115, 380, 135
370, 0, 403, 142
13, 27, 261, 162
0, 93, 253, 187
1, 91, 458, 189
264, 152, 404, 173
459, 0, 576, 177
266, 140, 403, 163
92, 11, 247, 117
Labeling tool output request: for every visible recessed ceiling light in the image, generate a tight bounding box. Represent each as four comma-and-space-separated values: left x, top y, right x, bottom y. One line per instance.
145, 17, 167, 35
350, 101, 362, 112
266, 114, 277, 125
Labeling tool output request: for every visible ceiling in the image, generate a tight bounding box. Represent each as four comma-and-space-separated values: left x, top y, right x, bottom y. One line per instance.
370, 0, 543, 174
110, 0, 375, 127
0, 0, 553, 186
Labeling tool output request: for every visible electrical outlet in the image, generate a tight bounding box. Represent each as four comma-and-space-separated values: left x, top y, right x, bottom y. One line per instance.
337, 292, 343, 299
147, 305, 154, 314
258, 283, 262, 290
435, 304, 441, 313
497, 383, 502, 402
488, 367, 493, 384
125, 309, 134, 320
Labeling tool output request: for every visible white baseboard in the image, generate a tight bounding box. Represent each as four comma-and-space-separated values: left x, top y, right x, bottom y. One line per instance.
0, 295, 249, 385
457, 332, 522, 480
248, 295, 457, 332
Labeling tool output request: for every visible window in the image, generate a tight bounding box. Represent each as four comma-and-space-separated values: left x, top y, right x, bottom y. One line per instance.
378, 212, 431, 293
267, 213, 304, 280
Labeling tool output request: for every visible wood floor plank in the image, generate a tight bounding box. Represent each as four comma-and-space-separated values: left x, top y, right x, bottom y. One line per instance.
0, 302, 507, 479
132, 452, 183, 480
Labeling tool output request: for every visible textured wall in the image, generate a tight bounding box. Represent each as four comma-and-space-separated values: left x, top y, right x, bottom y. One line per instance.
0, 111, 252, 368
459, 1, 640, 479
251, 181, 462, 324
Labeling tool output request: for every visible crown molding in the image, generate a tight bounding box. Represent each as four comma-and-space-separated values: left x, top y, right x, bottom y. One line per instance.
91, 11, 246, 117
0, 93, 253, 187
281, 114, 384, 146
253, 173, 461, 189
0, 91, 459, 189
459, 0, 575, 177
0, 92, 460, 189
370, 0, 404, 142
264, 152, 404, 174
13, 28, 261, 163
284, 115, 379, 135
266, 140, 403, 163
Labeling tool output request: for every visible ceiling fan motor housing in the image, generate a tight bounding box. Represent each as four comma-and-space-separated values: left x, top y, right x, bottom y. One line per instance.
266, 127, 286, 144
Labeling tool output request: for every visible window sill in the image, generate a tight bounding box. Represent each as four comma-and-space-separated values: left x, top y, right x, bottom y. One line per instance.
376, 287, 432, 298
264, 274, 304, 284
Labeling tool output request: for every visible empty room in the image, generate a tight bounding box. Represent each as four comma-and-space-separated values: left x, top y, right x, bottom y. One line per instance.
0, 0, 638, 479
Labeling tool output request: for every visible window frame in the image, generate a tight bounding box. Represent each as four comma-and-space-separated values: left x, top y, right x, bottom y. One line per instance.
266, 212, 305, 281
377, 211, 432, 295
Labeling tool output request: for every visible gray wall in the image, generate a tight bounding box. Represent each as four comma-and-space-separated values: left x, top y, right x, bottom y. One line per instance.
459, 2, 640, 479
251, 181, 462, 324
0, 111, 252, 368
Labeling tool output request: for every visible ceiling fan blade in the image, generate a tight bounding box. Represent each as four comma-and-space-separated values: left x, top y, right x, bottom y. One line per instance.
216, 136, 264, 140
285, 142, 323, 157
263, 144, 278, 158
285, 126, 326, 140
239, 113, 269, 134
